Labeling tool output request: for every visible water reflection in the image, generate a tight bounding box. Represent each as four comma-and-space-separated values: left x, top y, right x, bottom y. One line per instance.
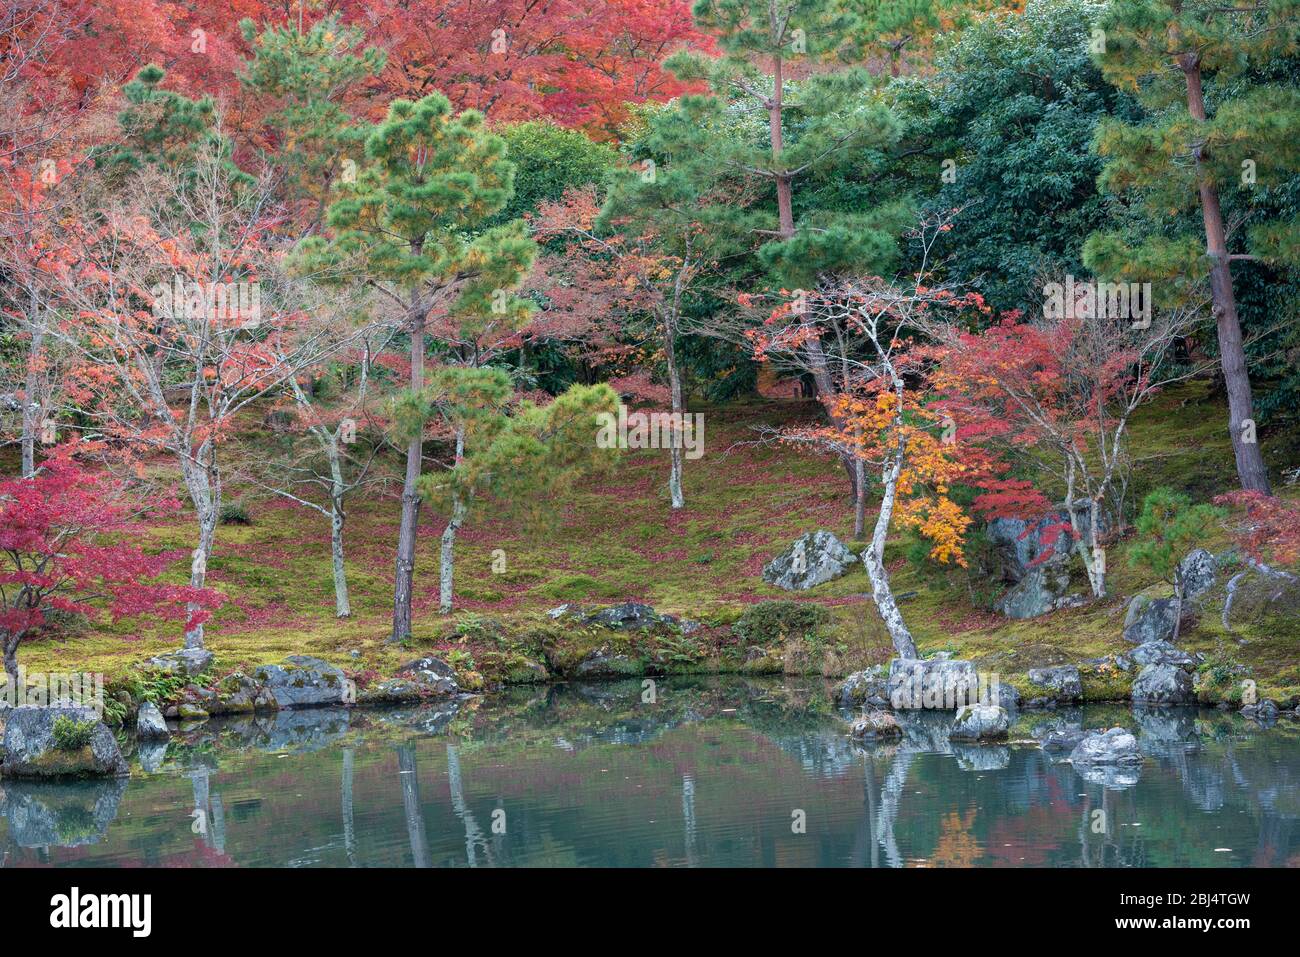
1, 677, 1297, 868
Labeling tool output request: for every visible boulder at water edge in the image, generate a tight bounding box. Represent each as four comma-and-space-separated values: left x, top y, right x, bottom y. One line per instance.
1069, 727, 1142, 766
1131, 663, 1195, 705
887, 657, 980, 710
1, 706, 129, 778
950, 704, 1010, 741
762, 530, 855, 591
1123, 595, 1180, 645
253, 656, 350, 708
136, 701, 169, 741
1026, 665, 1082, 705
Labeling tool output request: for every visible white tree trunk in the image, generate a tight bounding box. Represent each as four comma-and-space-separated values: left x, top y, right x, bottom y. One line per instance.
327, 441, 351, 618
664, 311, 685, 510
861, 438, 919, 659
331, 503, 350, 619
438, 496, 467, 615
181, 444, 221, 650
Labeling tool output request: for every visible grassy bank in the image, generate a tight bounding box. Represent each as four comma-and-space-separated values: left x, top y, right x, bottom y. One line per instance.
15, 379, 1300, 706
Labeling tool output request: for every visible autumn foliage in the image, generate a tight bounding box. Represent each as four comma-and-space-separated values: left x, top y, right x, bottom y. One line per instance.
0, 444, 220, 677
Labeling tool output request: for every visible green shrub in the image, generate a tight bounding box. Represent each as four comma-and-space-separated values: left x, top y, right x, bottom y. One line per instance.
733, 600, 830, 646
52, 715, 97, 751
220, 499, 252, 525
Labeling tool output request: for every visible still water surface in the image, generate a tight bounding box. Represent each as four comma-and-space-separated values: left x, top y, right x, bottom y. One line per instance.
3, 677, 1297, 867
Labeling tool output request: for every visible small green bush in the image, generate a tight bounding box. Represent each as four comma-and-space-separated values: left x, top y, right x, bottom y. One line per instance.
733, 600, 830, 646
52, 715, 97, 751
220, 499, 252, 525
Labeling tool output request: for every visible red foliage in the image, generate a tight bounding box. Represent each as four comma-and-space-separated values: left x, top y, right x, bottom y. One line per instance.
1214, 491, 1300, 567
0, 445, 222, 664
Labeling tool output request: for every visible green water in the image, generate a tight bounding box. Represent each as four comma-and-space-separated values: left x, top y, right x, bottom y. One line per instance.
4, 677, 1298, 867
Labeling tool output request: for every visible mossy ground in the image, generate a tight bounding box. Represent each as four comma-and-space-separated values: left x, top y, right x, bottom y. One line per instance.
14, 380, 1300, 704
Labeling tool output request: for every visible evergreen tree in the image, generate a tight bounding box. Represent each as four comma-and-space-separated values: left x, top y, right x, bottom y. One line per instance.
295, 93, 536, 641
661, 0, 907, 493
238, 15, 387, 229
1083, 0, 1300, 493
392, 370, 619, 613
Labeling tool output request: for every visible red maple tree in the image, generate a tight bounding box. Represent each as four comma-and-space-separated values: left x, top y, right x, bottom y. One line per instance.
0, 444, 221, 682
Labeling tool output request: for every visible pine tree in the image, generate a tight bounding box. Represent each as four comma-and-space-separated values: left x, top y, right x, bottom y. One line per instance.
295, 93, 536, 641
1083, 0, 1300, 493
391, 369, 619, 613
661, 0, 906, 494
238, 15, 387, 229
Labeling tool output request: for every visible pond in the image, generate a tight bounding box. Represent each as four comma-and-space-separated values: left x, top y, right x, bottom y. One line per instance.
3, 676, 1297, 867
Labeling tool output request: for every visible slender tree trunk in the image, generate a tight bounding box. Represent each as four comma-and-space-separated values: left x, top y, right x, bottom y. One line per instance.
1182, 59, 1271, 493
769, 54, 795, 239
327, 441, 351, 618
20, 312, 44, 478
861, 427, 918, 659
853, 455, 866, 540
331, 501, 350, 619
182, 445, 220, 650
3, 640, 19, 687
664, 316, 685, 510
392, 306, 426, 642
805, 337, 860, 497
438, 495, 467, 614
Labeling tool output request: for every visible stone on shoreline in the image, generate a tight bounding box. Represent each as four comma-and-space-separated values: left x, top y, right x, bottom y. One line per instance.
1, 706, 129, 778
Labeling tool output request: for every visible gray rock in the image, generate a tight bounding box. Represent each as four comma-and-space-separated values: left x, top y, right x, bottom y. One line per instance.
254, 655, 350, 709
1123, 595, 1179, 644
584, 602, 674, 631
1131, 663, 1195, 705
986, 513, 1074, 581
997, 563, 1073, 619
849, 710, 902, 739
573, 649, 643, 679
950, 704, 1010, 741
145, 647, 213, 677
837, 665, 889, 709
1069, 727, 1143, 765
396, 657, 460, 696
1040, 729, 1088, 753
1241, 699, 1279, 723
1027, 665, 1082, 703
177, 702, 209, 721
762, 530, 855, 591
357, 679, 424, 705
1130, 640, 1196, 670
136, 701, 168, 741
1, 706, 129, 778
210, 672, 277, 714
887, 658, 981, 710
1177, 548, 1218, 601
989, 681, 1022, 712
